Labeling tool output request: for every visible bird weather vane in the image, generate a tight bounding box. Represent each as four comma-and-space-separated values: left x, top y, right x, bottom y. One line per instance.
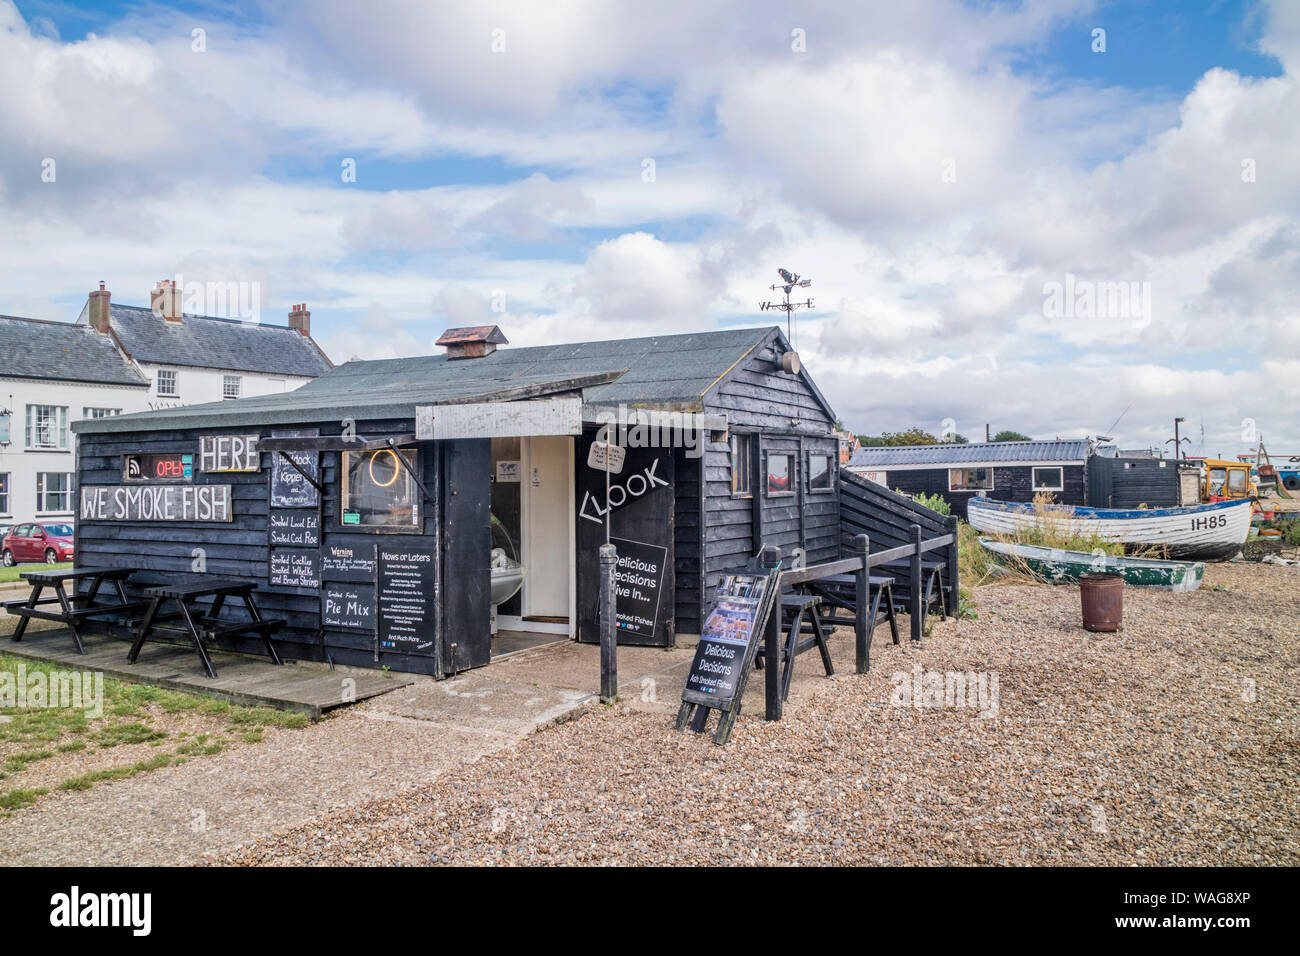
759, 268, 813, 345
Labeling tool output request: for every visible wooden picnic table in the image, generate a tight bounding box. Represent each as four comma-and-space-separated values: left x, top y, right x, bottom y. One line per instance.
4, 567, 150, 654
755, 592, 835, 704
128, 578, 284, 679
805, 572, 902, 646
879, 558, 949, 624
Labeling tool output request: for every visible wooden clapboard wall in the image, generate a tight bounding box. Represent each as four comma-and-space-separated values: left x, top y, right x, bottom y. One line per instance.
694, 330, 840, 625
885, 464, 1087, 519
74, 420, 487, 678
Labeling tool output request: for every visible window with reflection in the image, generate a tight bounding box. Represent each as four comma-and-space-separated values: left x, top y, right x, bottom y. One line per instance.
341, 448, 419, 528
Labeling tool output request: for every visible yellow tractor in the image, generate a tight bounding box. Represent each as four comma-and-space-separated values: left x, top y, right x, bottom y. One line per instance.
1200, 458, 1257, 503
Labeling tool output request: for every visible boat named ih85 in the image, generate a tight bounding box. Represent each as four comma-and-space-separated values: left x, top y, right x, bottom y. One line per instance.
966, 497, 1253, 561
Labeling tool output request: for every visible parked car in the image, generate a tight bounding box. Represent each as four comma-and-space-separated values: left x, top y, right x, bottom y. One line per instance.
1, 522, 75, 566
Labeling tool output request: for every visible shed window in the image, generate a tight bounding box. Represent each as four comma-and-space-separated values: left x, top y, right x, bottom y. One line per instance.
949, 467, 993, 491
729, 434, 753, 497
1032, 466, 1064, 492
766, 452, 793, 497
808, 453, 833, 492
341, 448, 419, 528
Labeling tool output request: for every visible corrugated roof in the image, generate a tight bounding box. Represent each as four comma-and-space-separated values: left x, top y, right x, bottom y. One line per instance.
849, 439, 1090, 468
74, 326, 780, 434
0, 314, 150, 387
102, 304, 333, 378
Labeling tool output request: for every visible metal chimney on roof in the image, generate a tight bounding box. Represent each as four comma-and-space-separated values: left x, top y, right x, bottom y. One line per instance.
435, 326, 508, 359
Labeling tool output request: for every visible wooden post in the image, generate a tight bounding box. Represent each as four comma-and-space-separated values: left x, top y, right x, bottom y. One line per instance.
599, 542, 618, 703
945, 515, 960, 620
761, 545, 783, 721
854, 533, 871, 673
910, 523, 923, 642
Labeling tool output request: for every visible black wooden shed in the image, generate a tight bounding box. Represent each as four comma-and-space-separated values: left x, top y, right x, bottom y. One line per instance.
846, 439, 1090, 519
73, 325, 891, 678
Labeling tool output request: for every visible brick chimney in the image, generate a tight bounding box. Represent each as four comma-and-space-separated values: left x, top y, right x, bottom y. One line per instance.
151, 279, 183, 322
87, 281, 112, 333
288, 303, 311, 337
435, 326, 508, 359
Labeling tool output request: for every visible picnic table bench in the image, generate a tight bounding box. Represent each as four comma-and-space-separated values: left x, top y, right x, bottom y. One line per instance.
755, 592, 835, 704
4, 567, 151, 654
806, 573, 902, 646
128, 578, 285, 679
879, 558, 950, 626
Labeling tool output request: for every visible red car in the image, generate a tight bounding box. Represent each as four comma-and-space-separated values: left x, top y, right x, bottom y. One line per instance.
2, 522, 75, 566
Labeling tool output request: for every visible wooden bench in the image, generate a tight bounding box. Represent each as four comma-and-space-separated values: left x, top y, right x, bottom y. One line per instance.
128, 578, 285, 679
879, 558, 950, 625
5, 568, 151, 654
806, 573, 902, 645
754, 592, 834, 703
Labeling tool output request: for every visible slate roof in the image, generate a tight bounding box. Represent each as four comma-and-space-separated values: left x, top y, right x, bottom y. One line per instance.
75, 326, 791, 434
97, 304, 333, 378
0, 314, 150, 387
849, 439, 1090, 469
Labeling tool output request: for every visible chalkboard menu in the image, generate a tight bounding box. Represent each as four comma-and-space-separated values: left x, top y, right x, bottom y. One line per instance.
269, 509, 321, 548
321, 536, 376, 583
609, 536, 667, 642
269, 548, 321, 589
376, 540, 438, 657
270, 429, 319, 508
322, 583, 375, 630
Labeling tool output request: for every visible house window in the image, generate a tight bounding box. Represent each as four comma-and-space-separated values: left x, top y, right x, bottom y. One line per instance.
36, 473, 73, 512
341, 448, 419, 528
25, 405, 68, 449
223, 375, 242, 400
949, 467, 993, 491
156, 370, 178, 396
808, 453, 834, 493
729, 434, 753, 497
766, 452, 793, 497
82, 407, 121, 419
1032, 466, 1064, 492
0, 473, 9, 514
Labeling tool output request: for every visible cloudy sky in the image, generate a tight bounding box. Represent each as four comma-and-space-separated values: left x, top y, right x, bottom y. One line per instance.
1, 0, 1297, 454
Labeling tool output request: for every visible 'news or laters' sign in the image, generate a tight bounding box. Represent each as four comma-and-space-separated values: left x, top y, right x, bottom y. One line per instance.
199, 434, 260, 472
80, 484, 233, 522
578, 459, 668, 524
586, 440, 625, 474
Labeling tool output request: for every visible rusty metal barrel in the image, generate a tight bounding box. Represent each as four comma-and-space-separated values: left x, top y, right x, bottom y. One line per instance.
1079, 572, 1123, 631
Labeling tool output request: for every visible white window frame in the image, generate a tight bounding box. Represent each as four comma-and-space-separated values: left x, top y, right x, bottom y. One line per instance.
949, 467, 994, 492
156, 370, 178, 396
0, 472, 10, 514
36, 472, 74, 513
729, 433, 753, 498
222, 375, 242, 400
1032, 466, 1064, 492
25, 405, 68, 450
82, 407, 121, 419
807, 452, 835, 494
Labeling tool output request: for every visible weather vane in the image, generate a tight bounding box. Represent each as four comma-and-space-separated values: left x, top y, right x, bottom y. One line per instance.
759, 268, 813, 345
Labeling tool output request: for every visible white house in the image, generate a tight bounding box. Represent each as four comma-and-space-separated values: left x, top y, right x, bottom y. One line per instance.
0, 281, 332, 529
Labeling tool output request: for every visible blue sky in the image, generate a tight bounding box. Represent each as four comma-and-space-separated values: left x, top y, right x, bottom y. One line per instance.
2, 0, 1298, 452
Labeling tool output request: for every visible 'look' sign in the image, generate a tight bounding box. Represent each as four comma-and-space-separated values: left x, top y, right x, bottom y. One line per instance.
578, 459, 668, 524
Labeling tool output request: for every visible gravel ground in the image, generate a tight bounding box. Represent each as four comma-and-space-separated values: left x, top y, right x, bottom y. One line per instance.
226, 562, 1299, 866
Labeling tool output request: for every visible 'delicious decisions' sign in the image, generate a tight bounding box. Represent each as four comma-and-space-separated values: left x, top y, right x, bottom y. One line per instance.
609, 536, 667, 642
683, 574, 772, 701
80, 484, 233, 522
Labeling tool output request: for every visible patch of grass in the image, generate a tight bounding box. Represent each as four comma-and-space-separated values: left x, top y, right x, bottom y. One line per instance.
239, 727, 264, 744
0, 563, 72, 584
226, 706, 308, 729
92, 722, 167, 749
197, 698, 231, 716
175, 735, 226, 757
57, 753, 175, 791
0, 786, 49, 810
56, 740, 87, 754
3, 749, 53, 772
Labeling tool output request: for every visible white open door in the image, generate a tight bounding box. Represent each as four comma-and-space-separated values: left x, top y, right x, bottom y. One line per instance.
510, 436, 575, 636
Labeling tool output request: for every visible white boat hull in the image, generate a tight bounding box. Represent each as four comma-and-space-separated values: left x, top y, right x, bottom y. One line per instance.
967, 498, 1252, 561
